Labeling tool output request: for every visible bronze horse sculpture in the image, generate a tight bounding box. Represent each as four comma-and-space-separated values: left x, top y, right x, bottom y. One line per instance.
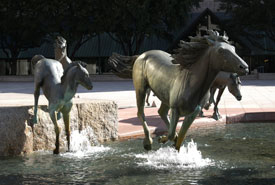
32, 56, 93, 154
202, 72, 242, 120
109, 30, 248, 151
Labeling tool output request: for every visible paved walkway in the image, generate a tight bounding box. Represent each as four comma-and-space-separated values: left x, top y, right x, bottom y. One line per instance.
0, 80, 275, 140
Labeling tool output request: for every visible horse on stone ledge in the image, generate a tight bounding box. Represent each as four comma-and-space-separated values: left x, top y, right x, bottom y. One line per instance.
32, 56, 93, 154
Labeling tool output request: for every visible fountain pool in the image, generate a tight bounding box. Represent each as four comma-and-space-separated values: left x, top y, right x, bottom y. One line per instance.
1, 123, 275, 185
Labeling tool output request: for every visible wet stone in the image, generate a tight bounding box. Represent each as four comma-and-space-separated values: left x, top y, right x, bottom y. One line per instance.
0, 100, 118, 156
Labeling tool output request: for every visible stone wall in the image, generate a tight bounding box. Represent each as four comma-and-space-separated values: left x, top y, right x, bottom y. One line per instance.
0, 100, 118, 156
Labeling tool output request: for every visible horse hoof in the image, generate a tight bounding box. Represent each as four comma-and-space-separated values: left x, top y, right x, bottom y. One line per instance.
204, 104, 210, 110
158, 135, 168, 144
53, 149, 59, 154
144, 144, 152, 151
199, 114, 205, 117
212, 114, 221, 120
143, 138, 153, 150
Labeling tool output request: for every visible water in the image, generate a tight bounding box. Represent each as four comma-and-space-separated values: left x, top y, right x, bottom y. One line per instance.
1, 123, 275, 185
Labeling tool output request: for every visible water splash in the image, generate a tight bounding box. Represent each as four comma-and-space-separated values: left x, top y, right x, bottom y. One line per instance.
62, 127, 110, 158
135, 140, 213, 169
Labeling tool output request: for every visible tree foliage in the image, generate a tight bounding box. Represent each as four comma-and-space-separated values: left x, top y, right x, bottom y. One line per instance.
219, 0, 275, 50
93, 0, 201, 55
36, 0, 101, 57
0, 0, 202, 73
0, 0, 49, 74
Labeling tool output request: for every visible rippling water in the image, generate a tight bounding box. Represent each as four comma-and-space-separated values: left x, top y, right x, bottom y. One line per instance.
1, 123, 275, 185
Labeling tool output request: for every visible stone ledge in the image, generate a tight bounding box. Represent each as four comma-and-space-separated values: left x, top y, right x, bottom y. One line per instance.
0, 100, 118, 156
226, 112, 275, 124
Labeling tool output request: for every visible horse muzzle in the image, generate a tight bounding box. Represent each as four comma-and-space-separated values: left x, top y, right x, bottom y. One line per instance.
81, 80, 93, 90
236, 95, 242, 101
86, 84, 93, 90
237, 64, 249, 76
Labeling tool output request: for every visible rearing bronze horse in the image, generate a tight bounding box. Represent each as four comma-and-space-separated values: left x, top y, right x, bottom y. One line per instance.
110, 30, 248, 151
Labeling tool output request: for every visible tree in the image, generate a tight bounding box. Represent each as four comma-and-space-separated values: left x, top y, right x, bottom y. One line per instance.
94, 0, 201, 55
219, 0, 275, 51
38, 0, 100, 58
0, 0, 47, 74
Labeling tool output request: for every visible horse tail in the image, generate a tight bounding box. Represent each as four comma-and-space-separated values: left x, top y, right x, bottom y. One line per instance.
31, 55, 45, 67
108, 52, 139, 79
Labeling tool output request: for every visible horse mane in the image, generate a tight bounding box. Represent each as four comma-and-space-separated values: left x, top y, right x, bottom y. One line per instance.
172, 30, 229, 68
61, 61, 87, 83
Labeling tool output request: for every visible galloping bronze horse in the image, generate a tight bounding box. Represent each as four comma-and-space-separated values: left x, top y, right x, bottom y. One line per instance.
32, 57, 93, 154
109, 30, 248, 151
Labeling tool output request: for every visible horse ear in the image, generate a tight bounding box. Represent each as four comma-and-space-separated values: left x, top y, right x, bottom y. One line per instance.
206, 38, 215, 46
77, 62, 82, 68
230, 73, 237, 79
229, 73, 234, 79
238, 77, 242, 84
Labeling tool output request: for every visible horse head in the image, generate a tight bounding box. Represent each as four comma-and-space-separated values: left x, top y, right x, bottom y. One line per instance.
55, 36, 67, 59
75, 62, 93, 90
228, 73, 242, 101
206, 31, 249, 76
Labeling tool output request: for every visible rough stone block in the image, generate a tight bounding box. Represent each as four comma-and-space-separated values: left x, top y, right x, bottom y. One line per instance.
0, 100, 118, 156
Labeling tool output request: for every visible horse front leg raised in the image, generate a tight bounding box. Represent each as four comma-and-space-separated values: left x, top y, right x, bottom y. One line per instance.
61, 102, 73, 152
212, 88, 225, 120
175, 105, 201, 151
49, 106, 61, 154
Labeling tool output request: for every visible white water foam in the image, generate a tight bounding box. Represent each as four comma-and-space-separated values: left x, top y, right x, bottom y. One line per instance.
62, 127, 110, 158
135, 140, 213, 169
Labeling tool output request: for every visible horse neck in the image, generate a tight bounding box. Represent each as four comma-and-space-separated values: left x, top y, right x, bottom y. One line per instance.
55, 47, 67, 61
188, 49, 220, 103
61, 67, 78, 101
215, 72, 231, 86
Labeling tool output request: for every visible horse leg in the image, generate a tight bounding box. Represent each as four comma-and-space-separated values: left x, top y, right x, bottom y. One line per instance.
204, 88, 214, 110
175, 105, 201, 151
158, 103, 173, 143
212, 88, 225, 120
168, 108, 180, 141
33, 83, 41, 124
61, 102, 73, 152
159, 108, 179, 144
145, 89, 151, 106
158, 103, 170, 128
199, 110, 204, 117
136, 87, 153, 150
199, 90, 210, 117
49, 105, 61, 154
57, 112, 62, 120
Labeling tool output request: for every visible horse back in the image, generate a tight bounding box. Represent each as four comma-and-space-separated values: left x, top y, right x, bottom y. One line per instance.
133, 50, 183, 105
34, 58, 64, 85
212, 71, 230, 89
